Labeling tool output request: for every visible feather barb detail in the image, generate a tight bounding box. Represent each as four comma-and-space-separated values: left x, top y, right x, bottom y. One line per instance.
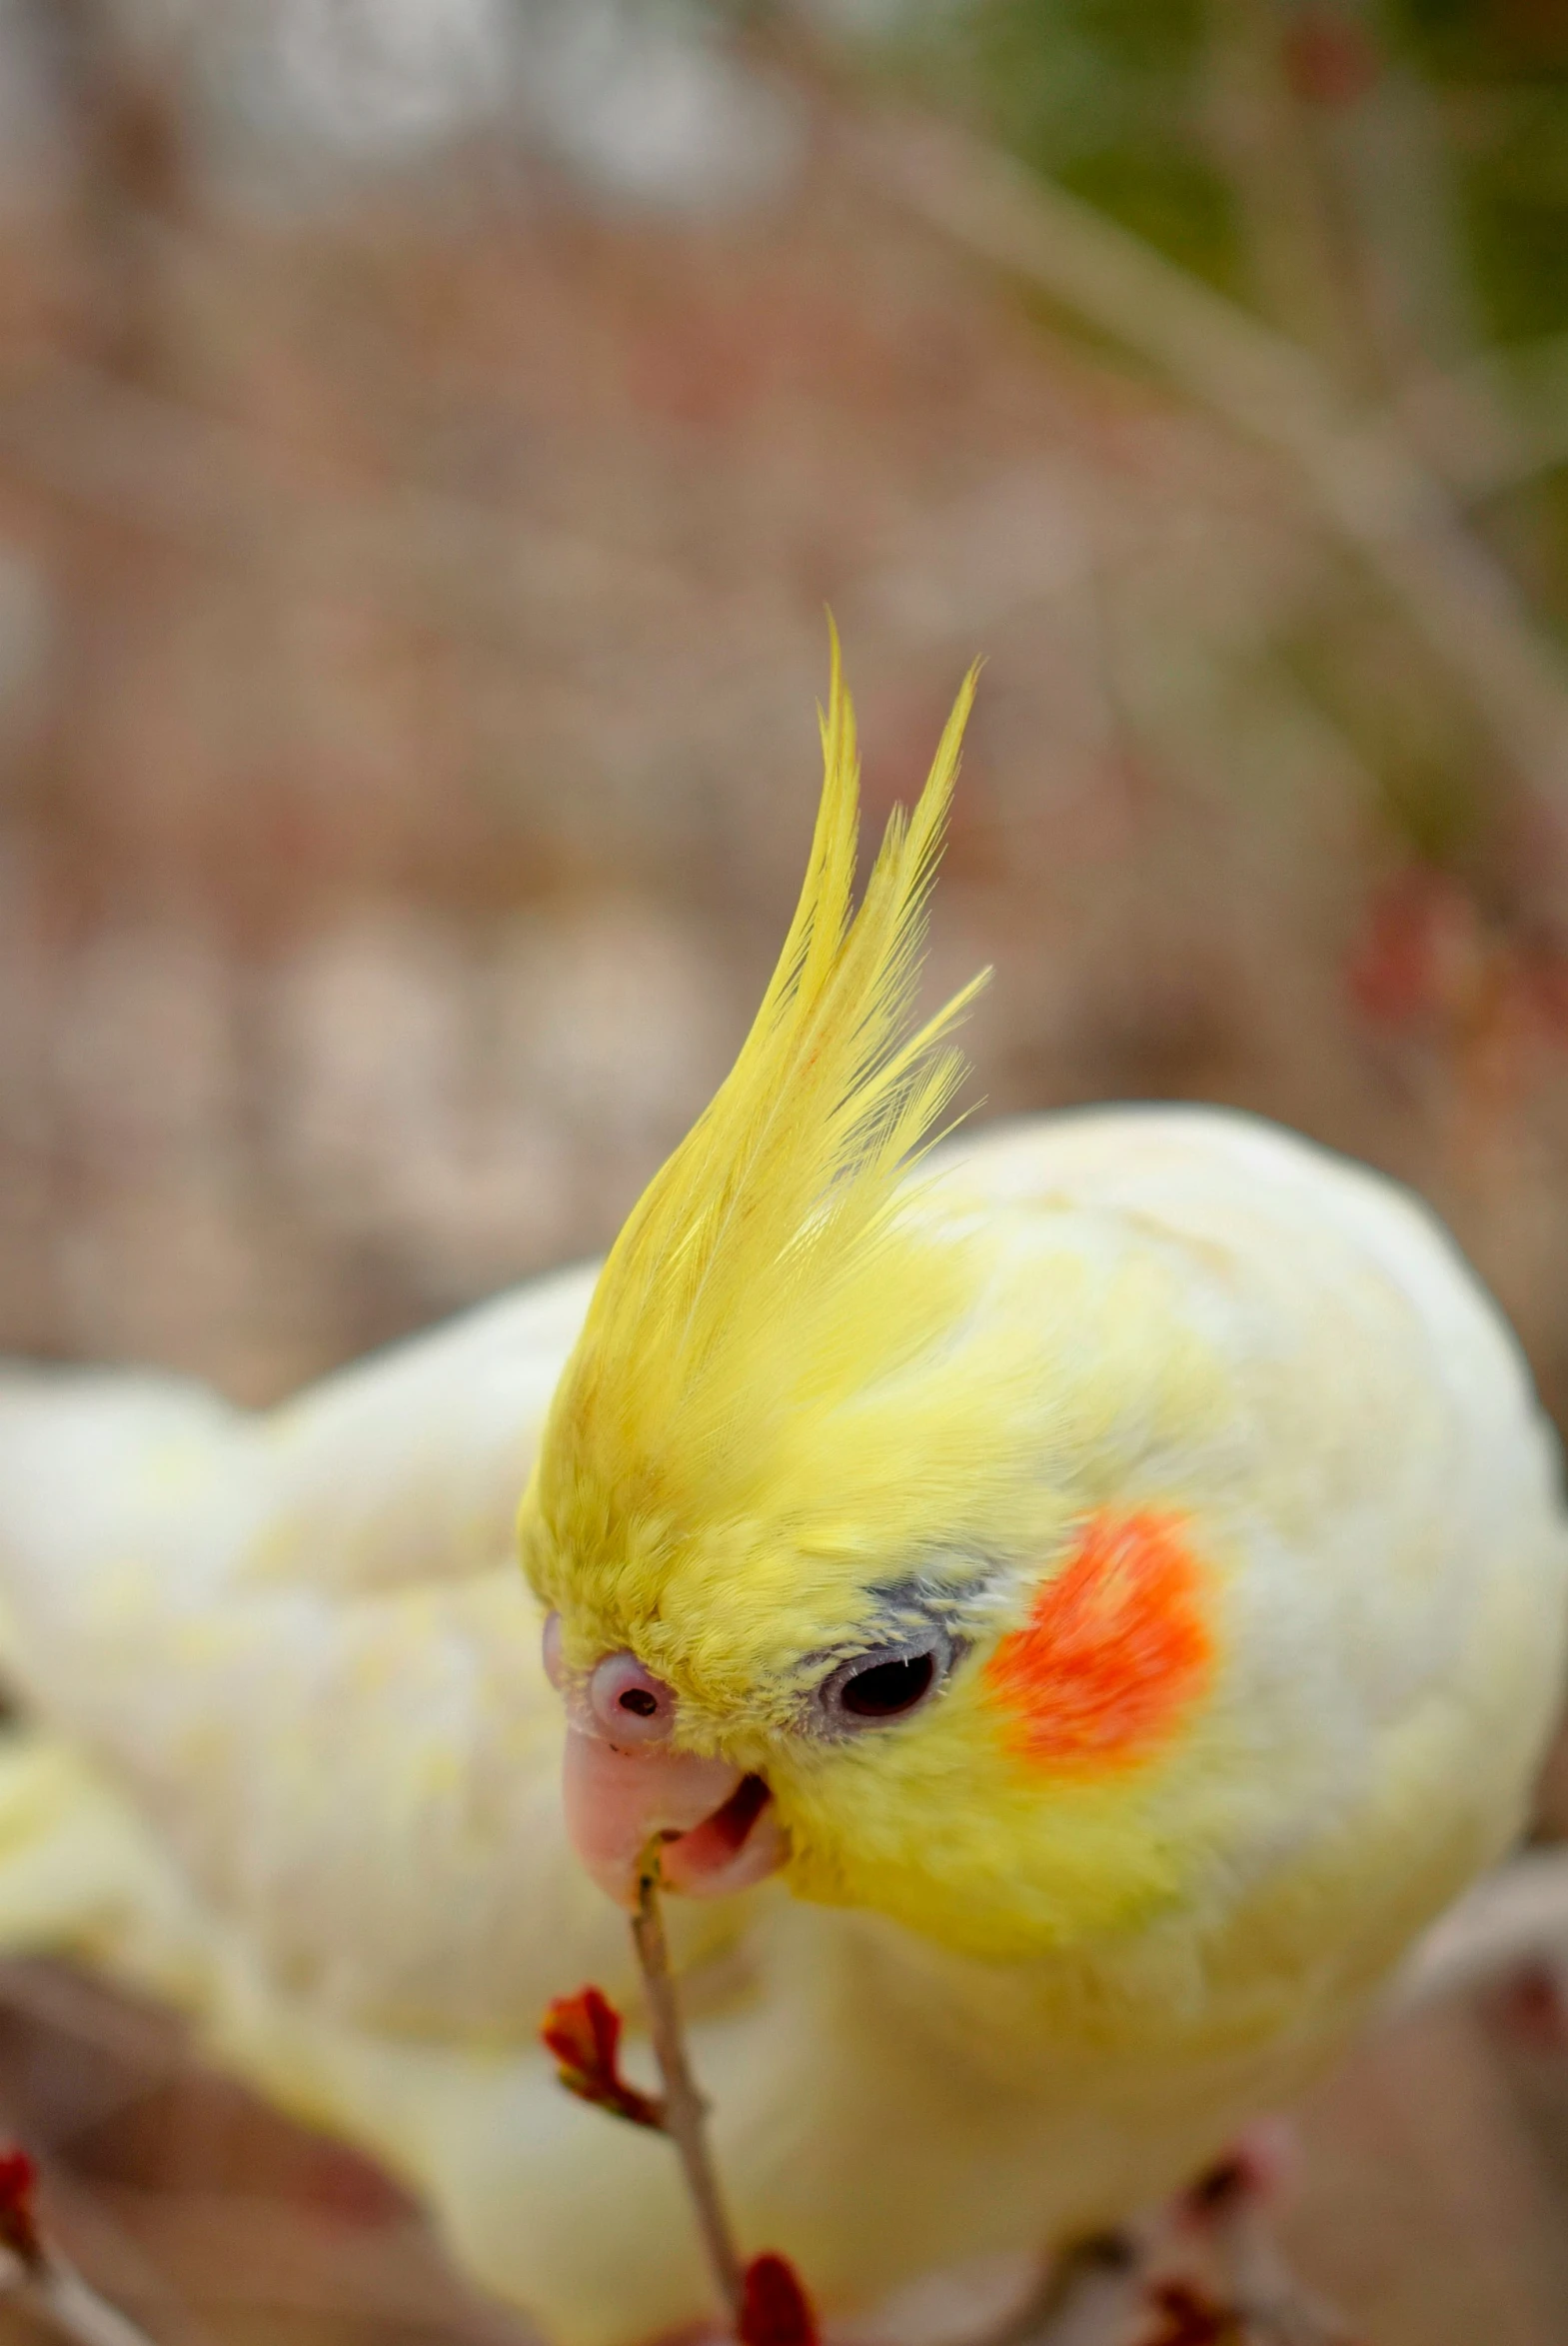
528, 630, 987, 1552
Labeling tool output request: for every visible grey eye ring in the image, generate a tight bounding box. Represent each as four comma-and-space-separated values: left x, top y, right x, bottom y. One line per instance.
814, 1628, 956, 1734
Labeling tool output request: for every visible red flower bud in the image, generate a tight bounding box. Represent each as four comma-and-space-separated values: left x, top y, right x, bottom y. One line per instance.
1137, 2280, 1236, 2345
540, 1987, 665, 2130
1281, 7, 1378, 106
738, 2254, 819, 2346
1347, 871, 1483, 1030
0, 2147, 41, 2269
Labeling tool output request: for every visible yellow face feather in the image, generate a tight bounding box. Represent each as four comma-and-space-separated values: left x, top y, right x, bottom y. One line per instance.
521, 639, 1232, 1961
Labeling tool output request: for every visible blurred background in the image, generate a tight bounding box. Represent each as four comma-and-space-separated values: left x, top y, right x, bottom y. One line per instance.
0, 0, 1567, 2339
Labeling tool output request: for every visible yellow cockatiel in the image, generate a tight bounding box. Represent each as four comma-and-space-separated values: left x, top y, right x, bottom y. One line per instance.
0, 650, 1564, 2345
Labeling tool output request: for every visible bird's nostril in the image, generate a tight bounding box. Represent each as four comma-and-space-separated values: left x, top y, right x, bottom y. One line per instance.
588, 1650, 676, 1744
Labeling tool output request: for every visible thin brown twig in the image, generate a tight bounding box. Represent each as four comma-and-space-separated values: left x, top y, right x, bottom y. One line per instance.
983, 2233, 1146, 2346
0, 2137, 171, 2346
16, 2254, 168, 2346
631, 1858, 746, 2326
1388, 1843, 1568, 2017
0, 2184, 165, 2346
1197, 2176, 1358, 2346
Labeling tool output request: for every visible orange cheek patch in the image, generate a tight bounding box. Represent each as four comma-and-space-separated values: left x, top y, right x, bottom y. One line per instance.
985, 1510, 1215, 1767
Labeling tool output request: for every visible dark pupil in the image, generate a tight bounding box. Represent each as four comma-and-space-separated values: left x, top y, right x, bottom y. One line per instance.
619, 1687, 660, 1717
840, 1651, 935, 1718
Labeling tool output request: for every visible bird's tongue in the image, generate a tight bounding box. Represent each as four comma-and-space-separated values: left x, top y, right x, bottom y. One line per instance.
562, 1727, 787, 1909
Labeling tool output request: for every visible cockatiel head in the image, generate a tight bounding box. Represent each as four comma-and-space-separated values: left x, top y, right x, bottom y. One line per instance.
521, 641, 1224, 1963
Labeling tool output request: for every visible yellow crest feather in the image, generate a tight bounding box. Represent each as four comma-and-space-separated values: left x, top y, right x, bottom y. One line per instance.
527, 633, 986, 1591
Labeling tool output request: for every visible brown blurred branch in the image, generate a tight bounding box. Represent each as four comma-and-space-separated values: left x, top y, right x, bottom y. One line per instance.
17, 2253, 168, 2346
1397, 338, 1568, 502
0, 2146, 167, 2346
1204, 0, 1364, 379
22, 0, 191, 378
0, 362, 684, 626
979, 2234, 1146, 2346
848, 112, 1568, 865
1204, 0, 1517, 500
1390, 1844, 1568, 2017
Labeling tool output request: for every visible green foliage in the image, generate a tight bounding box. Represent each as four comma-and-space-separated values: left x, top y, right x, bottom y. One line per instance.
952, 0, 1245, 293
935, 0, 1568, 343
1389, 0, 1568, 80
1382, 3, 1568, 344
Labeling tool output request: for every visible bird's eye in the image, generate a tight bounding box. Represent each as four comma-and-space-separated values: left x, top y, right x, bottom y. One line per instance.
816, 1632, 953, 1734
842, 1652, 934, 1716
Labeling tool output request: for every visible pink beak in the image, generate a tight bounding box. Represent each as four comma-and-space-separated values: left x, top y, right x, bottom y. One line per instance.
548, 1621, 788, 1909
